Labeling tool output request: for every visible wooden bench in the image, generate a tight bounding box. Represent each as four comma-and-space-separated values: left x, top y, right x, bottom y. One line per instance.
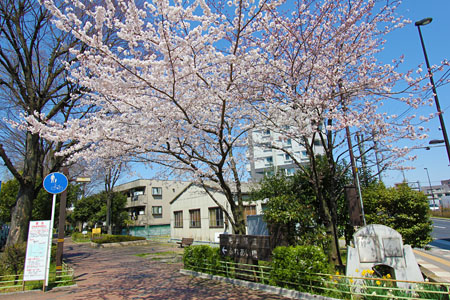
177, 238, 194, 248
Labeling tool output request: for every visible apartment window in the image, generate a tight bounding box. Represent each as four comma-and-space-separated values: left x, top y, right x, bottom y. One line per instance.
262, 129, 271, 136
174, 211, 183, 228
265, 156, 273, 165
209, 207, 224, 228
152, 187, 162, 196
285, 168, 296, 176
284, 153, 291, 161
190, 209, 201, 228
285, 139, 292, 147
152, 206, 162, 215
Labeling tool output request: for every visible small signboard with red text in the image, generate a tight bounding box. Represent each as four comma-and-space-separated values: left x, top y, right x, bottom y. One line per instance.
23, 221, 51, 281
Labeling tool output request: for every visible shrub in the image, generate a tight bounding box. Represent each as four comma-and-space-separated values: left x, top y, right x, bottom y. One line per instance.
183, 245, 222, 273
90, 234, 146, 244
270, 245, 330, 292
0, 242, 26, 281
363, 183, 432, 248
71, 232, 91, 242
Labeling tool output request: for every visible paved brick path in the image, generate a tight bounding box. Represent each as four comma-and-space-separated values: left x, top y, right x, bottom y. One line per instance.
1, 239, 289, 300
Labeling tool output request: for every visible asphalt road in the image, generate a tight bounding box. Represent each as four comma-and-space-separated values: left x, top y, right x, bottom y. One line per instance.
430, 217, 450, 250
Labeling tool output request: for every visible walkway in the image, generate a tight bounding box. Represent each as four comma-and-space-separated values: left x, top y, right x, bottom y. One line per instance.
414, 247, 450, 283
0, 239, 289, 300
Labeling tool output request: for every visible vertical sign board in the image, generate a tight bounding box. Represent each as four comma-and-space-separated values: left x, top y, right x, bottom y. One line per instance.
23, 221, 51, 281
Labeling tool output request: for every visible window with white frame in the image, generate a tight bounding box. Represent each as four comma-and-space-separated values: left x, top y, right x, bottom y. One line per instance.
152, 187, 162, 196
152, 206, 162, 215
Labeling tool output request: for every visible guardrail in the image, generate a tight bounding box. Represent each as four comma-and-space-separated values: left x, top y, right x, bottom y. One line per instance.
0, 262, 74, 293
184, 259, 450, 299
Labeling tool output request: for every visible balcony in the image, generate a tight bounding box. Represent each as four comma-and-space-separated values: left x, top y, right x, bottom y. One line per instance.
126, 194, 147, 208
130, 215, 148, 226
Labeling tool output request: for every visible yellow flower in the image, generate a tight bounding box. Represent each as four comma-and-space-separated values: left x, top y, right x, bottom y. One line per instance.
361, 270, 367, 276
349, 279, 354, 283
376, 280, 381, 286
355, 269, 359, 273
368, 270, 375, 275
336, 271, 340, 275
329, 275, 333, 280
386, 274, 391, 279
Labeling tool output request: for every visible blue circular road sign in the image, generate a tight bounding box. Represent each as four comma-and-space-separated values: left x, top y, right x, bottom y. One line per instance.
43, 172, 68, 194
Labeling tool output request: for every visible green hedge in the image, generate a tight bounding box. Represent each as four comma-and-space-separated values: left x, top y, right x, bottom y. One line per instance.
269, 245, 330, 291
182, 244, 330, 289
183, 245, 221, 273
91, 234, 146, 244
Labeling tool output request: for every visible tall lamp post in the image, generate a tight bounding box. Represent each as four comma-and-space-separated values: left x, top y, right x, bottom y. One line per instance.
424, 167, 436, 208
415, 18, 450, 165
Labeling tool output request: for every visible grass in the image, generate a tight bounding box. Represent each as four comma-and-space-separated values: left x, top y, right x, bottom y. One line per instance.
135, 251, 179, 258
0, 263, 74, 293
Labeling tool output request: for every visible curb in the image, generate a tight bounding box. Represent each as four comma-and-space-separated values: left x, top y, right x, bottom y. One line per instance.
90, 240, 153, 248
180, 269, 339, 300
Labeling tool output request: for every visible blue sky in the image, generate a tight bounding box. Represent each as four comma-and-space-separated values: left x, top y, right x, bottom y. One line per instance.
378, 0, 450, 187
1, 0, 449, 190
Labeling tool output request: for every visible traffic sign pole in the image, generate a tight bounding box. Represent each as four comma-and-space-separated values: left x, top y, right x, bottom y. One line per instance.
44, 193, 57, 290
42, 172, 68, 291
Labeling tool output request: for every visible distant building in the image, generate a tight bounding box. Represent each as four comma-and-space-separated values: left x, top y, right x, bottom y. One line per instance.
418, 179, 450, 208
170, 182, 265, 243
114, 180, 190, 237
246, 128, 323, 181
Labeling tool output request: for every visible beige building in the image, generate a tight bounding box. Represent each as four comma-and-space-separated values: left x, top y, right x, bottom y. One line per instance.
170, 182, 264, 243
115, 180, 190, 236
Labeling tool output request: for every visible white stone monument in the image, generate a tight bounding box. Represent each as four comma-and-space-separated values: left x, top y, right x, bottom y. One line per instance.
346, 224, 423, 289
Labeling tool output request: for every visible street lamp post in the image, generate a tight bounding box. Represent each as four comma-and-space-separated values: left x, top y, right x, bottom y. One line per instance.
424, 167, 436, 208
415, 18, 450, 165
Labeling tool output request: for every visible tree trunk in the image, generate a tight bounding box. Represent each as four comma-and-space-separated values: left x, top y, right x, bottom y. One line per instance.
6, 132, 41, 246
6, 184, 35, 246
106, 192, 112, 235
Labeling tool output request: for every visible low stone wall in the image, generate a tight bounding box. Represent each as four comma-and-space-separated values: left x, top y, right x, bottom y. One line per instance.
90, 239, 153, 248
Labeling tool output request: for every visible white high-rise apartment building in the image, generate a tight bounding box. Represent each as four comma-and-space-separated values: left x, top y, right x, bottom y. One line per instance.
246, 128, 323, 181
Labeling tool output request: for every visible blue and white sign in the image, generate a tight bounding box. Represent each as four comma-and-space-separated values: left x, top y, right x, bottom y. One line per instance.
43, 172, 68, 194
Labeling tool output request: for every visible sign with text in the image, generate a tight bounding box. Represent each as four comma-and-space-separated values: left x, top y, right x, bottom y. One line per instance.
23, 221, 51, 281
219, 234, 271, 261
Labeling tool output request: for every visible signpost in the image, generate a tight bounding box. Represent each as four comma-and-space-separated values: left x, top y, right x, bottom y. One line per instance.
42, 172, 68, 291
219, 234, 271, 261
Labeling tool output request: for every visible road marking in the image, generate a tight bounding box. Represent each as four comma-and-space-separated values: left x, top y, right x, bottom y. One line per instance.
413, 249, 450, 268
433, 226, 446, 229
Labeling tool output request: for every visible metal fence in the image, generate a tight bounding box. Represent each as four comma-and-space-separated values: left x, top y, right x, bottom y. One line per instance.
0, 263, 74, 293
184, 259, 450, 299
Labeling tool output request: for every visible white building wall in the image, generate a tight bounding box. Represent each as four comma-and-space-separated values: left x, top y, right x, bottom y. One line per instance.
247, 128, 324, 180
170, 184, 264, 243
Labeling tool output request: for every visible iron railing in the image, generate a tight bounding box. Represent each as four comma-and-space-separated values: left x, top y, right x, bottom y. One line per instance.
184, 259, 450, 299
0, 262, 74, 293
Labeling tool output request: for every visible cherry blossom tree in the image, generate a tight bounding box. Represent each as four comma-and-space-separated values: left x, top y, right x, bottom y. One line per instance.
31, 0, 434, 261
252, 0, 431, 265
